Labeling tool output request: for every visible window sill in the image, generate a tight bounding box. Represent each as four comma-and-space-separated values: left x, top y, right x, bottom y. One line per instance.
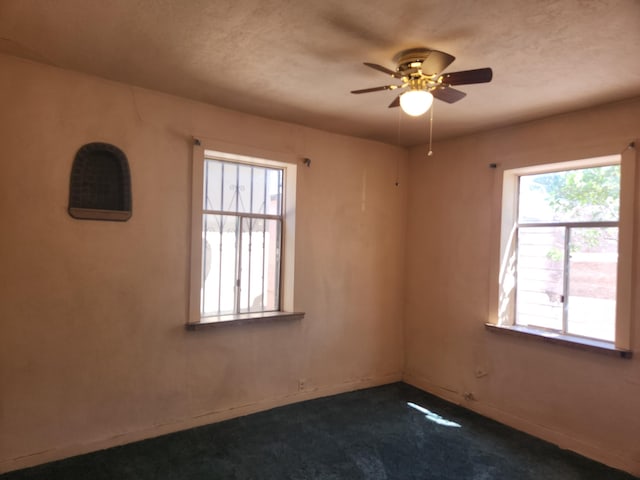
186, 311, 305, 330
485, 323, 632, 358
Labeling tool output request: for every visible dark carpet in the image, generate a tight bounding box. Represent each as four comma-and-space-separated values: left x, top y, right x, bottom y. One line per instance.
2, 383, 637, 479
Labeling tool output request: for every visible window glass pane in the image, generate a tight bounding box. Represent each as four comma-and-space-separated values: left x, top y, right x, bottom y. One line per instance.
204, 159, 283, 216
518, 165, 620, 223
235, 163, 253, 214
516, 226, 565, 330
203, 159, 222, 211
202, 214, 238, 316
265, 168, 283, 216
251, 167, 266, 214
200, 157, 285, 318
263, 218, 281, 311
567, 227, 617, 341
238, 218, 281, 313
220, 162, 239, 213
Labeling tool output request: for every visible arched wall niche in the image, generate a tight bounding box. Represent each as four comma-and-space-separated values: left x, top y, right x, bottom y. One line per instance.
68, 142, 132, 221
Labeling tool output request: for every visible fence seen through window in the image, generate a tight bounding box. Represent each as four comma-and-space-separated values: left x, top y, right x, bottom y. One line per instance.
515, 164, 620, 342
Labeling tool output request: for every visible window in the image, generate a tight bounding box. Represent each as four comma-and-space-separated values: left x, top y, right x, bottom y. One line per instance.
515, 165, 620, 342
491, 149, 636, 355
201, 158, 283, 316
188, 140, 301, 326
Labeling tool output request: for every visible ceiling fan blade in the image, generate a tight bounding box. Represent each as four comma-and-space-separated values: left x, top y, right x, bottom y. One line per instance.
363, 62, 402, 78
432, 87, 467, 104
351, 85, 399, 94
440, 68, 493, 86
388, 95, 400, 108
420, 50, 456, 75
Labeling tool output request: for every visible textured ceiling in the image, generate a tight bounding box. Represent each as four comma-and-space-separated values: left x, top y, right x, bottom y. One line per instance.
1, 0, 640, 146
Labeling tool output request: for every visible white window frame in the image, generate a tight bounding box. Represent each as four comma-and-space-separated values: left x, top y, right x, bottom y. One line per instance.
188, 138, 301, 327
489, 147, 636, 354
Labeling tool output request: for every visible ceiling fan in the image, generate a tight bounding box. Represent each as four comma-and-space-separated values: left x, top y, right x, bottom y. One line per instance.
351, 48, 493, 116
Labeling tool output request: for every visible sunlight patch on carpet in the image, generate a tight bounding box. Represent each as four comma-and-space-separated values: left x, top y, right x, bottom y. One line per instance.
407, 402, 462, 428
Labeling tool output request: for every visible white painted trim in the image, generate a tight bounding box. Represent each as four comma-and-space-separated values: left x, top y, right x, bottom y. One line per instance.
615, 142, 637, 350
187, 137, 299, 323
503, 154, 620, 175
188, 139, 205, 324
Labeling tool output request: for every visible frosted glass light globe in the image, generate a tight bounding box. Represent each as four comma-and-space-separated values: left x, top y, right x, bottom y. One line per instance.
400, 90, 434, 116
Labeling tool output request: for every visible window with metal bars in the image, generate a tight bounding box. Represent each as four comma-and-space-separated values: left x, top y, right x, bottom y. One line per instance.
200, 158, 284, 318
514, 164, 620, 342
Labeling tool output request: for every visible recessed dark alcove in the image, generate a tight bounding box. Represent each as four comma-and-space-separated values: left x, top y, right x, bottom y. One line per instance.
68, 142, 132, 221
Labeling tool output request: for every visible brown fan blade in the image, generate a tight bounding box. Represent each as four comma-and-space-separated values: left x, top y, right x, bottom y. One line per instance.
432, 87, 467, 104
351, 85, 399, 94
440, 68, 493, 86
388, 95, 400, 108
363, 62, 402, 79
420, 50, 456, 75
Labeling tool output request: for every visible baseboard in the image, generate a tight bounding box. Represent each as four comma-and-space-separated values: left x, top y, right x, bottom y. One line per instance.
0, 372, 402, 474
403, 372, 640, 477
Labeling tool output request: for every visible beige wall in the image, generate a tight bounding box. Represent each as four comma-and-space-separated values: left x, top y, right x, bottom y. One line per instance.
404, 98, 640, 475
0, 54, 407, 472
3, 50, 640, 476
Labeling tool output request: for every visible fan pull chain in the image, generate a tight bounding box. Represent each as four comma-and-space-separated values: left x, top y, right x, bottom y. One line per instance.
395, 106, 402, 186
427, 102, 434, 156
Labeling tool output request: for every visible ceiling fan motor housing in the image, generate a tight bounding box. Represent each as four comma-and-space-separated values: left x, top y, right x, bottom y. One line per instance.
351, 47, 491, 109
394, 48, 454, 77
